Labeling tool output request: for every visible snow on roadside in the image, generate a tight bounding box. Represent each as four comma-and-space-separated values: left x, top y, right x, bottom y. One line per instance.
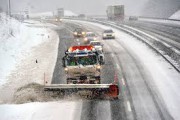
0, 101, 82, 120
0, 13, 55, 86
0, 14, 59, 103
0, 13, 22, 85
0, 28, 59, 103
23, 19, 58, 29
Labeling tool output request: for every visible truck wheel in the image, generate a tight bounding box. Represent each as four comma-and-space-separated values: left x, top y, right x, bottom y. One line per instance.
97, 80, 101, 84
110, 97, 119, 101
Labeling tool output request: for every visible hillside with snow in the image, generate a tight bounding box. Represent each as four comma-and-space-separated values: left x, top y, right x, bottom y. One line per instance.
0, 13, 56, 86
142, 0, 180, 18
29, 10, 77, 18
169, 10, 180, 20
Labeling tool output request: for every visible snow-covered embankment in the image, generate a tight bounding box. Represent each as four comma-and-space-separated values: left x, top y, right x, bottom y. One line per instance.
0, 13, 59, 103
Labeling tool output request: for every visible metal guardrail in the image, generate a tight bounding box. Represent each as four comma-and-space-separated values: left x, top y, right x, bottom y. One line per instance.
63, 16, 180, 26
138, 16, 180, 22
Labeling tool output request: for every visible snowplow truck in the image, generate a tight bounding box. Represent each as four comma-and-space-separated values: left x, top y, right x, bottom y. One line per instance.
44, 45, 119, 99
62, 45, 104, 84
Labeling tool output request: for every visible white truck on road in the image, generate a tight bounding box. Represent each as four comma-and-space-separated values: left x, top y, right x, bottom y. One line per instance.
44, 45, 119, 99
62, 45, 105, 84
106, 5, 124, 21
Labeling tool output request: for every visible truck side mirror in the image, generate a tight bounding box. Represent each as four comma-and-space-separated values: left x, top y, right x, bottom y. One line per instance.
98, 55, 104, 65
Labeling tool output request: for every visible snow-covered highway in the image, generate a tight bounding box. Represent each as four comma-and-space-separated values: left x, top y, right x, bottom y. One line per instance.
0, 15, 180, 120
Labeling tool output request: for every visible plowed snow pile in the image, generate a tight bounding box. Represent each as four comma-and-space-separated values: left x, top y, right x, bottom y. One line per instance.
170, 10, 180, 20
13, 83, 66, 104
14, 83, 48, 104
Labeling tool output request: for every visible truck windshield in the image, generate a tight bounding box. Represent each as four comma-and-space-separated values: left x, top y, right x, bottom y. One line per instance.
91, 42, 101, 46
74, 28, 83, 32
67, 55, 97, 66
104, 30, 113, 33
67, 57, 78, 66
86, 33, 96, 37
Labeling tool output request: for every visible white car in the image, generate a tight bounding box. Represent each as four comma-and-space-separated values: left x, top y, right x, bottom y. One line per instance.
89, 41, 103, 51
102, 29, 115, 39
84, 32, 97, 43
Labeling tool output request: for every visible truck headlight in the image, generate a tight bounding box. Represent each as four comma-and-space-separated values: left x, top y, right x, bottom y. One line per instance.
112, 33, 115, 36
103, 34, 106, 37
82, 32, 85, 35
74, 32, 77, 35
84, 38, 88, 41
64, 67, 68, 71
94, 37, 97, 40
96, 65, 101, 69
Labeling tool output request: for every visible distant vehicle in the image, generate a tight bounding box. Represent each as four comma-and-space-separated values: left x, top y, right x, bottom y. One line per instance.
55, 18, 62, 22
102, 29, 115, 39
106, 5, 124, 21
54, 8, 64, 22
73, 28, 86, 37
129, 16, 138, 21
57, 8, 64, 18
84, 32, 97, 43
89, 41, 103, 51
78, 14, 86, 18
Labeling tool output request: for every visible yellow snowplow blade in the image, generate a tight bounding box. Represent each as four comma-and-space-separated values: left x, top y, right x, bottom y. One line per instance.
44, 84, 119, 99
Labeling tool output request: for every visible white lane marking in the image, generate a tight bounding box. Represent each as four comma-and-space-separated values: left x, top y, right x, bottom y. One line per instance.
127, 101, 132, 112
74, 100, 83, 120
122, 78, 126, 86
76, 39, 79, 41
116, 63, 120, 69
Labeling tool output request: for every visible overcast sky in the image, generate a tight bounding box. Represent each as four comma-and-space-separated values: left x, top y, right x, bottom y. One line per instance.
0, 0, 179, 17
0, 0, 148, 15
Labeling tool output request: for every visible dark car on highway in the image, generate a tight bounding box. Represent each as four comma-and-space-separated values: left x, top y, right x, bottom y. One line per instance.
73, 28, 86, 37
